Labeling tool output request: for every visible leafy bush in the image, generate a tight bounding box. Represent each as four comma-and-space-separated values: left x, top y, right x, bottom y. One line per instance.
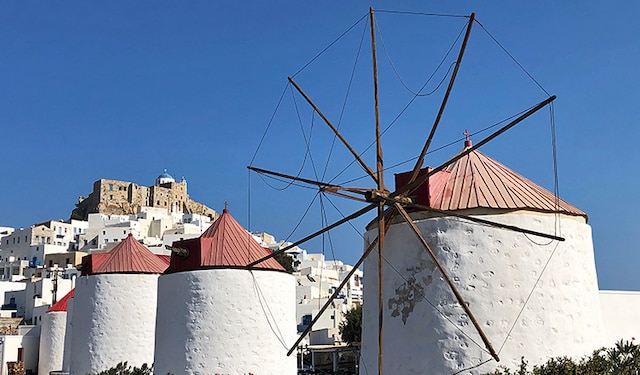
484, 340, 640, 374
339, 304, 362, 345
89, 362, 168, 375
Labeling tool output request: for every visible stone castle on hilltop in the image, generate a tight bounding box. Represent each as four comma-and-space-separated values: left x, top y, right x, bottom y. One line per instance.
71, 170, 217, 220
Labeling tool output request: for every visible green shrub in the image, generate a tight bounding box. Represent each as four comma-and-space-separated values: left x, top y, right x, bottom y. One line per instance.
88, 362, 168, 375
484, 340, 640, 375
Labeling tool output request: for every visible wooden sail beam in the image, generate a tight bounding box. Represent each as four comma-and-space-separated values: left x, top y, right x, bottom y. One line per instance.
394, 203, 500, 362
407, 203, 565, 241
246, 203, 377, 268
393, 95, 557, 199
369, 7, 385, 374
286, 208, 396, 356
288, 77, 380, 186
321, 188, 370, 203
407, 12, 476, 185
247, 165, 341, 189
248, 165, 374, 202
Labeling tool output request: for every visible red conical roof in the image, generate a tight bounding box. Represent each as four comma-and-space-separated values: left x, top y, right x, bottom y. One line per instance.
200, 208, 284, 269
93, 233, 168, 274
47, 289, 75, 313
167, 208, 285, 272
396, 147, 587, 220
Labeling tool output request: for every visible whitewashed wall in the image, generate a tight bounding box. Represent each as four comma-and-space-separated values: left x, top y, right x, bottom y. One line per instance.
38, 311, 66, 375
68, 274, 159, 375
154, 269, 296, 375
599, 290, 640, 346
360, 211, 604, 374
62, 296, 74, 372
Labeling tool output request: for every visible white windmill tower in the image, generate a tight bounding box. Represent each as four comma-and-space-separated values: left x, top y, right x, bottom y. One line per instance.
154, 206, 296, 375
246, 7, 600, 375
68, 234, 168, 375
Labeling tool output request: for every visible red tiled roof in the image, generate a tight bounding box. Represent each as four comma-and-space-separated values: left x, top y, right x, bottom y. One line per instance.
395, 146, 587, 220
167, 208, 285, 273
47, 289, 75, 313
93, 234, 168, 274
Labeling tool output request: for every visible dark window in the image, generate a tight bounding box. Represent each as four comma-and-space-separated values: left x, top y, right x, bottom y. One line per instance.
302, 314, 312, 326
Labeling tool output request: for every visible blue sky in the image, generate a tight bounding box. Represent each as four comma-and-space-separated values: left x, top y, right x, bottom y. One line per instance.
0, 1, 638, 290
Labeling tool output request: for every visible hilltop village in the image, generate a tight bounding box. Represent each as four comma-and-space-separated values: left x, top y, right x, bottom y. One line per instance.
0, 171, 362, 375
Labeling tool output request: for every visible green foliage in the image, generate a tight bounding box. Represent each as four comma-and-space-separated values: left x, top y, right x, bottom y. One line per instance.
483, 340, 640, 375
339, 304, 362, 345
273, 250, 295, 273
88, 362, 170, 375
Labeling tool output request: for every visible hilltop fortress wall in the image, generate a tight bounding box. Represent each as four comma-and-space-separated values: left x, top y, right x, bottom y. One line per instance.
72, 177, 216, 220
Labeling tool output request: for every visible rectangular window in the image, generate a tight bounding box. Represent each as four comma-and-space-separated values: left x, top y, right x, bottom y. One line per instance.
103, 239, 108, 244
109, 184, 113, 191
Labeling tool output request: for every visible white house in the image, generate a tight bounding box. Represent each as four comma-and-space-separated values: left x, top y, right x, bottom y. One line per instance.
253, 233, 363, 346
77, 207, 212, 254
0, 220, 87, 280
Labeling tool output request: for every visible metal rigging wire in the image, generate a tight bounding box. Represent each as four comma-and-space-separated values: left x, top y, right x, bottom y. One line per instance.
321, 18, 369, 182
326, 21, 468, 185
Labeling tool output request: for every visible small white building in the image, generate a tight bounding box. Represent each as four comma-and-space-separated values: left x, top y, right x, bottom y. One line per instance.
0, 221, 82, 272
154, 208, 297, 375
0, 220, 88, 280
0, 325, 39, 375
77, 208, 213, 254
253, 233, 364, 346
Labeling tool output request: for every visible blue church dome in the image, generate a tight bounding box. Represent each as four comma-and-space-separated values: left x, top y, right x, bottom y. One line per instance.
156, 169, 175, 185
